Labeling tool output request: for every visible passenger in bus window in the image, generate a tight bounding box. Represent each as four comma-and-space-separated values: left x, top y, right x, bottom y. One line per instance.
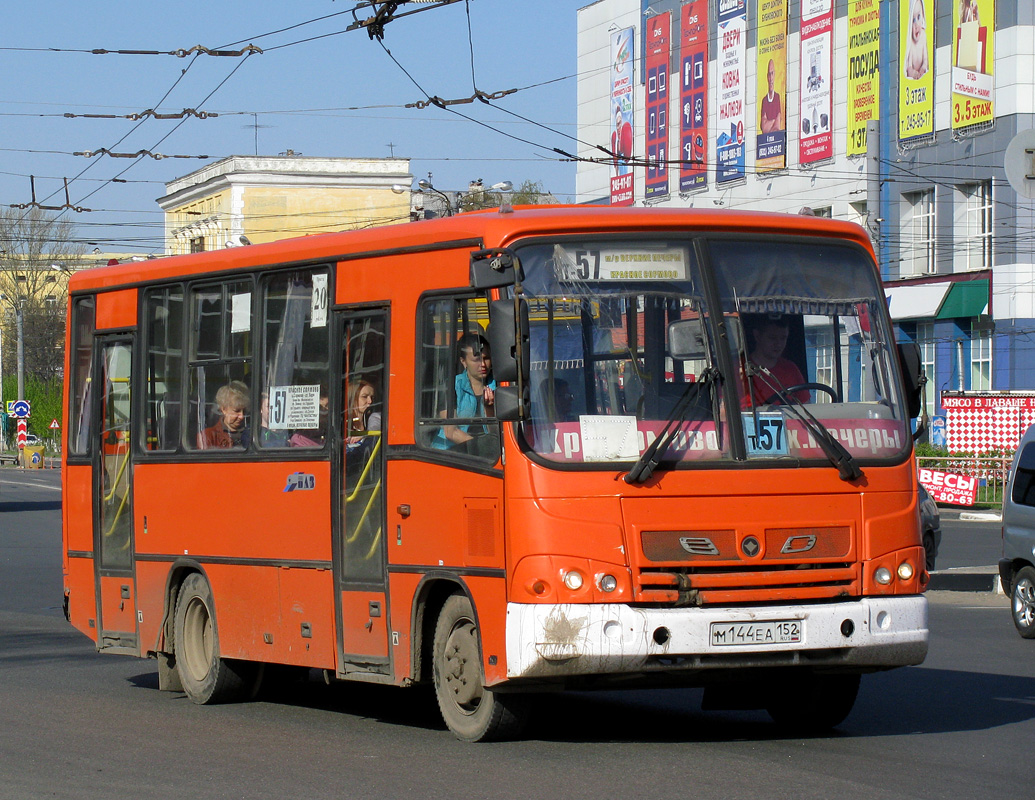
289, 387, 329, 447
347, 379, 381, 443
258, 391, 289, 447
741, 315, 810, 407
200, 380, 251, 448
433, 333, 496, 449
538, 377, 576, 422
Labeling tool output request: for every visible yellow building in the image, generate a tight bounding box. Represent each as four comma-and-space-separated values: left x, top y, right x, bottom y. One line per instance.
158, 154, 414, 254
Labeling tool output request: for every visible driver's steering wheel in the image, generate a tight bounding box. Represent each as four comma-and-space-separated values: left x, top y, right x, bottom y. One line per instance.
762, 382, 839, 405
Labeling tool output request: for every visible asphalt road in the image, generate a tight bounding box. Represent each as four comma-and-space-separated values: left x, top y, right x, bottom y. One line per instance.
1, 468, 1032, 800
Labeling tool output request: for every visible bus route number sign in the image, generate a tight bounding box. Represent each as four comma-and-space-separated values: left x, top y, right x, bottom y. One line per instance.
743, 413, 787, 456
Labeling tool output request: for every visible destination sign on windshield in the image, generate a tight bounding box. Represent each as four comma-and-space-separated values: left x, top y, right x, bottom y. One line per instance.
553, 244, 689, 282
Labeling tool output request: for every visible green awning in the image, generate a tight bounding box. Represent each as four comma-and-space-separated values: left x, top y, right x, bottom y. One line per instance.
936, 279, 989, 319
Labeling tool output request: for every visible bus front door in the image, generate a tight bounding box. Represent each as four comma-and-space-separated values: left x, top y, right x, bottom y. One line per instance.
93, 337, 138, 654
335, 311, 390, 672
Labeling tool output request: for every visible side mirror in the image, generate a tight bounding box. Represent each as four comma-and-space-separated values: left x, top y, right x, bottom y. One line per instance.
897, 341, 924, 419
668, 318, 708, 360
470, 248, 523, 289
487, 298, 529, 384
487, 298, 530, 421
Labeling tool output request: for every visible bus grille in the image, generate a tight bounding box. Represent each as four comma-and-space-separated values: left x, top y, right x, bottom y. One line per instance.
633, 526, 859, 606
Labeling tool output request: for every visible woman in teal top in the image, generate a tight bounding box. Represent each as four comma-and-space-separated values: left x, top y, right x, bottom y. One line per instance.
434, 333, 496, 449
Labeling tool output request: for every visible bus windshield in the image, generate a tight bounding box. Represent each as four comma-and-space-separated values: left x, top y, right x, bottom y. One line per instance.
515, 235, 910, 469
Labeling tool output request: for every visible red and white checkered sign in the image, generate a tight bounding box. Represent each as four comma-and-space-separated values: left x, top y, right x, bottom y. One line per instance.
942, 393, 1035, 453
16, 418, 27, 448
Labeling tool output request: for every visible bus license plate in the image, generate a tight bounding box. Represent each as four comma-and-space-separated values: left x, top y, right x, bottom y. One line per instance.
710, 620, 802, 647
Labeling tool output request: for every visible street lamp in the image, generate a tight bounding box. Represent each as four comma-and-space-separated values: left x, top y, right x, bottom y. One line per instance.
417, 178, 454, 217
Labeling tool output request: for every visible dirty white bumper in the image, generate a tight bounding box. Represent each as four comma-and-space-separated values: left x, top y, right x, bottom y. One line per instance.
505, 596, 928, 680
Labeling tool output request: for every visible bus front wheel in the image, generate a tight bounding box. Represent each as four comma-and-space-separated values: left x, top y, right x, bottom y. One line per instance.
173, 573, 254, 704
432, 594, 528, 742
765, 672, 860, 733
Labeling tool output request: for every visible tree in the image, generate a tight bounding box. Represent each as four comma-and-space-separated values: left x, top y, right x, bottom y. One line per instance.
0, 208, 84, 390
456, 179, 552, 213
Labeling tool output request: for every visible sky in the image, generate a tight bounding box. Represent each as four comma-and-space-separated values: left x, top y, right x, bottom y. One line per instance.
0, 0, 589, 254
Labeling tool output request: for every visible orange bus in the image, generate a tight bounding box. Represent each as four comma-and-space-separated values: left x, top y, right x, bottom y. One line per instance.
62, 206, 928, 741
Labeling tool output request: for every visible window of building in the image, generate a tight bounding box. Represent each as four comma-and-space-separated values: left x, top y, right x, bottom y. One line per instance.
970, 320, 991, 390
190, 236, 205, 253
957, 180, 992, 271
416, 295, 499, 461
813, 206, 833, 218
905, 189, 935, 275
918, 322, 936, 419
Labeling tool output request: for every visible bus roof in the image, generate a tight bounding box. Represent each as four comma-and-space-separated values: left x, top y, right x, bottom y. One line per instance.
68, 205, 874, 294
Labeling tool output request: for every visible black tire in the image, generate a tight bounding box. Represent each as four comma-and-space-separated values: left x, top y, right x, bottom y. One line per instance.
173, 572, 255, 704
766, 672, 860, 733
1010, 566, 1035, 639
432, 594, 529, 742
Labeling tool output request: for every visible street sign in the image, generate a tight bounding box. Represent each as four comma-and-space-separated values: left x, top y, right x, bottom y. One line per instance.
11, 399, 30, 418
16, 418, 27, 448
49, 419, 60, 429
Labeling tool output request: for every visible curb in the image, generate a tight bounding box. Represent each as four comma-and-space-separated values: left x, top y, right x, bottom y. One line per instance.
928, 566, 1003, 593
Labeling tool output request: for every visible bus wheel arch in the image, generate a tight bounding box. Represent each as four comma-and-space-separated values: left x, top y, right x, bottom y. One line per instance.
411, 576, 470, 685
171, 571, 256, 704
432, 592, 528, 742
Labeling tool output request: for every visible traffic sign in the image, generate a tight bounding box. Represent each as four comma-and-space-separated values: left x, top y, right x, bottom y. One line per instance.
11, 399, 30, 418
16, 418, 27, 448
49, 419, 60, 429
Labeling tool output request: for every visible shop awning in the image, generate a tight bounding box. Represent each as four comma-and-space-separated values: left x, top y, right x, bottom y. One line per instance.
935, 279, 989, 319
885, 283, 951, 320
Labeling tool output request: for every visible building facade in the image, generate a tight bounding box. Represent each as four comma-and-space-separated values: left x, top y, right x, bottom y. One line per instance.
577, 0, 1035, 446
158, 155, 414, 254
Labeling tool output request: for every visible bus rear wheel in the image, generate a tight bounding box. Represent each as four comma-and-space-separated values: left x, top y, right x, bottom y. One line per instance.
173, 573, 254, 704
765, 672, 860, 733
432, 594, 528, 742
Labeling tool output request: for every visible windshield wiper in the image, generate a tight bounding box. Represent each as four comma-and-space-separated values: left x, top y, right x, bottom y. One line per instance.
749, 366, 863, 482
624, 367, 720, 485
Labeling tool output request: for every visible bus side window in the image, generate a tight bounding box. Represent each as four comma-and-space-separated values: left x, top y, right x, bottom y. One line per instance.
68, 296, 96, 457
186, 280, 254, 452
258, 268, 330, 449
142, 285, 184, 452
416, 294, 500, 461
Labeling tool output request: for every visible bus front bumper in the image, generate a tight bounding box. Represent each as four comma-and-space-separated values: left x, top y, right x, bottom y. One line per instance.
505, 596, 928, 680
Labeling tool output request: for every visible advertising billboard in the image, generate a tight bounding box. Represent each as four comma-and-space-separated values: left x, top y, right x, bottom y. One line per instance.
799, 0, 834, 165
755, 0, 787, 172
610, 27, 635, 206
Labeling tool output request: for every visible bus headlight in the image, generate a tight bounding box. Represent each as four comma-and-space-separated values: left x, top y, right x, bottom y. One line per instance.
897, 562, 914, 581
562, 570, 584, 590
598, 574, 618, 593
874, 567, 893, 585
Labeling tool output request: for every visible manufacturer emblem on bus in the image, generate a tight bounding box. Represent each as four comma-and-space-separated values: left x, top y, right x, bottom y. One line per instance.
678, 537, 719, 555
780, 535, 818, 554
284, 472, 316, 492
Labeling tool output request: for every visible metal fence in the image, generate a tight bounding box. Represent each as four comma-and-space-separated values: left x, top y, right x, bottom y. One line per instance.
917, 455, 1012, 508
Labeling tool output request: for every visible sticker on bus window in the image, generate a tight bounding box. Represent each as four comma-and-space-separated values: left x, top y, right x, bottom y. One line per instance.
231, 292, 251, 333
268, 384, 321, 430
553, 245, 688, 283
580, 415, 640, 461
743, 413, 788, 456
311, 274, 328, 328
